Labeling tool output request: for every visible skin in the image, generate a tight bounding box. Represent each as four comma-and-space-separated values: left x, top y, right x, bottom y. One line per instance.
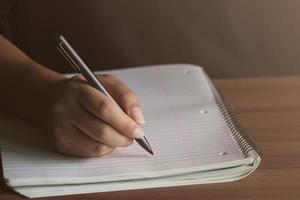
0, 35, 145, 157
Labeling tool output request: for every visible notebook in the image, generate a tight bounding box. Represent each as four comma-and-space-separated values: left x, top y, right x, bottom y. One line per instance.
0, 64, 261, 198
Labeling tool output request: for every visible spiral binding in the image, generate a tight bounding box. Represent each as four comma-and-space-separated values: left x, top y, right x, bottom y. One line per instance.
204, 74, 261, 157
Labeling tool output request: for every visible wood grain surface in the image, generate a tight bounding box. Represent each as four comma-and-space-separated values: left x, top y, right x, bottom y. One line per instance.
1, 76, 300, 200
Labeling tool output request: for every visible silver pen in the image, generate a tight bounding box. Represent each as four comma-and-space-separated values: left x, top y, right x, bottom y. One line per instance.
57, 35, 153, 155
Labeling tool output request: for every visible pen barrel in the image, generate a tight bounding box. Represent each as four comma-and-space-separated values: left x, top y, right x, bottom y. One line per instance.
57, 35, 153, 155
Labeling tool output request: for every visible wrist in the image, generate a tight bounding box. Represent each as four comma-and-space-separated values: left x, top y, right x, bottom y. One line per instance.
23, 62, 67, 130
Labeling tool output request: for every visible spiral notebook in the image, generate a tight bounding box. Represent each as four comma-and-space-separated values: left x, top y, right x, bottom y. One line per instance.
0, 64, 261, 198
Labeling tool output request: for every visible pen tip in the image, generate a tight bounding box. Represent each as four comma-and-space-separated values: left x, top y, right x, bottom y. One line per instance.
135, 137, 154, 156
148, 150, 154, 155
145, 146, 154, 155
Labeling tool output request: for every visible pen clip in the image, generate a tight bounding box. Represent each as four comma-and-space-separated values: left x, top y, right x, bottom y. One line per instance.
57, 41, 81, 73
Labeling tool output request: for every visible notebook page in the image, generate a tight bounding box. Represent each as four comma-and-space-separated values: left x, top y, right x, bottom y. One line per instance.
0, 64, 244, 186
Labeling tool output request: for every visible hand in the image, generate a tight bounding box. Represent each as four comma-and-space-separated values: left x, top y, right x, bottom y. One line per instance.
47, 74, 145, 157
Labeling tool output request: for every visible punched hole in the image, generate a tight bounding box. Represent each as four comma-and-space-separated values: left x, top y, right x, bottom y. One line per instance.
200, 110, 208, 114
184, 70, 191, 74
219, 151, 227, 156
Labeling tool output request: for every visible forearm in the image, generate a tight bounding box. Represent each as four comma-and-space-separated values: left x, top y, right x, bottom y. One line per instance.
0, 35, 65, 127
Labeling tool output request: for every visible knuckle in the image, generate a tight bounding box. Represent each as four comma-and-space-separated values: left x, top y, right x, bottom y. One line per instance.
67, 78, 80, 91
97, 124, 109, 140
98, 74, 117, 85
68, 77, 88, 95
122, 121, 138, 136
74, 83, 87, 97
51, 88, 76, 115
120, 89, 138, 104
100, 74, 117, 81
96, 100, 113, 116
94, 144, 105, 154
93, 144, 113, 156
71, 74, 85, 81
122, 138, 133, 147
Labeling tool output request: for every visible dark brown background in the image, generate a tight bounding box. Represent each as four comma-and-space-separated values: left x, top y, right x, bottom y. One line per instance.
3, 0, 300, 77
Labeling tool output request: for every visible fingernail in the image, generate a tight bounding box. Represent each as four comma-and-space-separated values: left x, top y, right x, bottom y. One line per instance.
132, 107, 146, 124
133, 126, 145, 139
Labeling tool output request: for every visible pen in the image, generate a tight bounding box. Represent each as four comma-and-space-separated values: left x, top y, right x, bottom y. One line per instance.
57, 35, 153, 155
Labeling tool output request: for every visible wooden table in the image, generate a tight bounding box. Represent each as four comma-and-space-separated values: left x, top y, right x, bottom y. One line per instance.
1, 76, 300, 200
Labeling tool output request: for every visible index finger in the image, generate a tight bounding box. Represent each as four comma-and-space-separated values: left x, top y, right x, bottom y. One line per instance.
76, 83, 145, 139
98, 74, 145, 124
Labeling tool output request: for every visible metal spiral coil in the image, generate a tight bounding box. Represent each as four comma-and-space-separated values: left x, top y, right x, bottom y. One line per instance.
204, 74, 261, 157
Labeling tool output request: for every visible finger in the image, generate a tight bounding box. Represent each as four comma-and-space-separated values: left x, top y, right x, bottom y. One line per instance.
71, 104, 133, 147
98, 74, 145, 124
76, 83, 145, 139
56, 141, 94, 158
70, 125, 115, 157
55, 124, 115, 157
60, 141, 114, 158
